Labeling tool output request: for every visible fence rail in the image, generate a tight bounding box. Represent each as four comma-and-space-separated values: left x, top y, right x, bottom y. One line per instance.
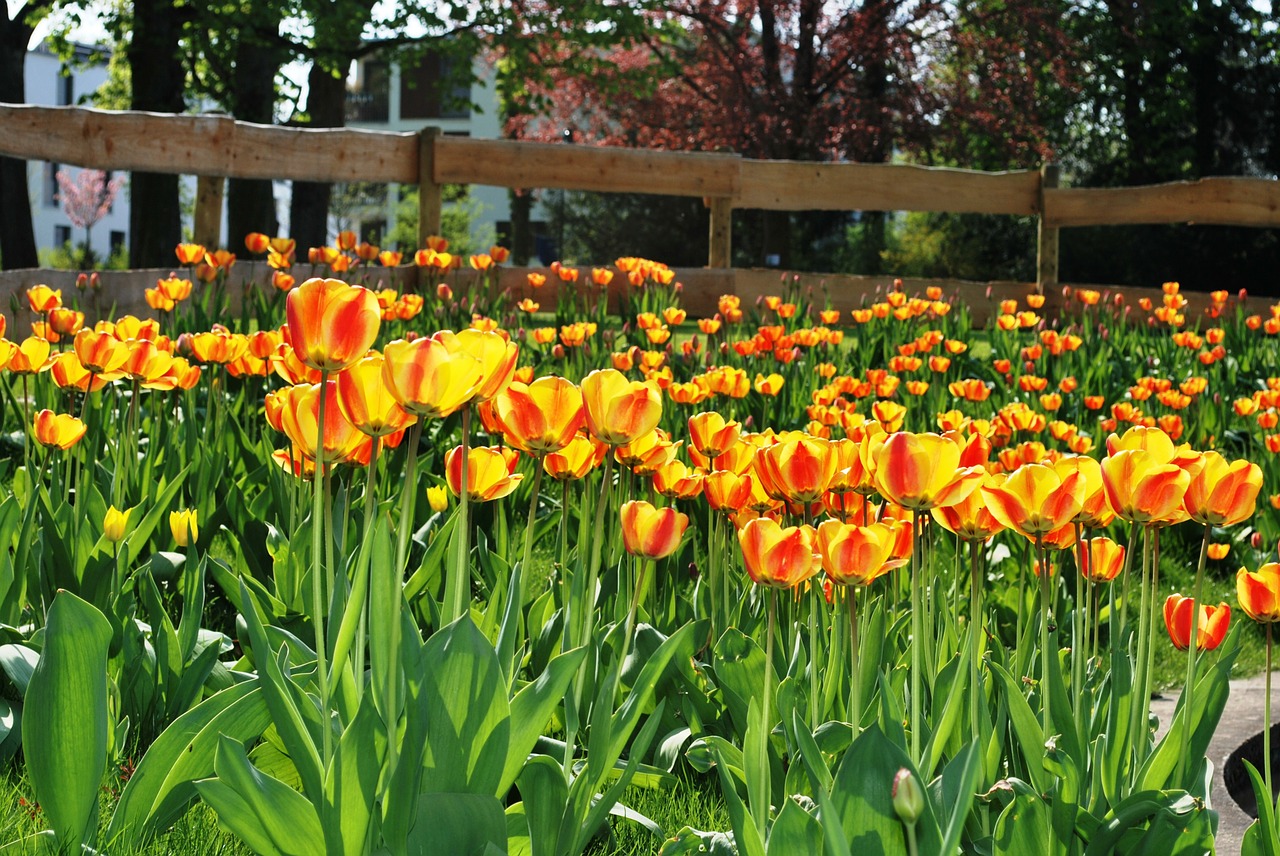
3, 103, 1280, 290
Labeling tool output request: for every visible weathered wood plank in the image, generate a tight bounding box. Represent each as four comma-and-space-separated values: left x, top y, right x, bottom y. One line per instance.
707, 197, 733, 268
432, 136, 742, 198
418, 128, 443, 245
735, 161, 1042, 215
0, 104, 418, 183
1043, 178, 1280, 227
193, 175, 224, 249
1036, 164, 1060, 294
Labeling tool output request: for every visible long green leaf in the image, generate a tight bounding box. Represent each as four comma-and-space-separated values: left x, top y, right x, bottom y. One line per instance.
499, 646, 587, 794
22, 591, 112, 851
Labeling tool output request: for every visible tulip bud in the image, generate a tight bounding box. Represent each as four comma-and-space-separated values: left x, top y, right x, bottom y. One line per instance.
76, 273, 88, 291
427, 485, 448, 513
103, 506, 130, 543
891, 768, 924, 826
170, 509, 198, 547
437, 283, 453, 301
90, 272, 101, 291
1253, 532, 1264, 550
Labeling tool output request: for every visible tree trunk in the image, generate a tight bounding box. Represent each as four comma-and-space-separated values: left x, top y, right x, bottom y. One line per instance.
0, 8, 40, 269
226, 34, 280, 244
289, 62, 349, 248
127, 0, 185, 267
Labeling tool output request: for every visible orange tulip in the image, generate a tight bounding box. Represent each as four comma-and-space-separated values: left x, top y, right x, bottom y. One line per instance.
688, 411, 742, 460
49, 352, 112, 392
27, 285, 62, 313
446, 329, 518, 403
285, 277, 381, 373
175, 243, 206, 265
1237, 563, 1280, 623
980, 461, 1085, 537
188, 330, 249, 365
1208, 543, 1231, 560
543, 434, 602, 481
33, 410, 87, 449
121, 339, 175, 384
615, 429, 679, 475
48, 307, 85, 336
156, 276, 193, 302
581, 368, 663, 446
620, 500, 689, 558
1163, 594, 1230, 651
652, 460, 703, 500
335, 354, 416, 438
1101, 449, 1191, 525
1183, 451, 1263, 526
874, 432, 984, 511
1082, 536, 1125, 582
445, 445, 524, 502
932, 475, 1005, 541
278, 381, 364, 464
755, 435, 837, 504
492, 376, 585, 455
382, 336, 484, 419
737, 517, 822, 589
7, 336, 51, 374
1055, 455, 1114, 528
816, 520, 904, 586
73, 329, 130, 375
704, 470, 758, 513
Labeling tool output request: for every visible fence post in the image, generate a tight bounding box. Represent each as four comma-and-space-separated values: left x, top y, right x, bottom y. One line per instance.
194, 175, 224, 250
707, 197, 732, 268
418, 127, 443, 247
1036, 163, 1060, 295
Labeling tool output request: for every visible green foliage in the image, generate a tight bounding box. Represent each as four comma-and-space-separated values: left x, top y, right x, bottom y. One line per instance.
387, 185, 495, 255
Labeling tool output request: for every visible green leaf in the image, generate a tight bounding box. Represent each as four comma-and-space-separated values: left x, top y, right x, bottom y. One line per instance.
766, 796, 822, 856
712, 628, 771, 739
828, 724, 943, 856
126, 466, 190, 565
516, 755, 569, 856
500, 646, 587, 794
0, 643, 38, 693
420, 616, 511, 796
405, 792, 507, 856
196, 734, 325, 856
993, 791, 1053, 856
22, 590, 112, 851
0, 831, 58, 855
106, 680, 271, 847
324, 696, 385, 856
990, 660, 1047, 793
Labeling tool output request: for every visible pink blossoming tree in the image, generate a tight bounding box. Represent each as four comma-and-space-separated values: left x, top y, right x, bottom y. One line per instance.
56, 169, 125, 268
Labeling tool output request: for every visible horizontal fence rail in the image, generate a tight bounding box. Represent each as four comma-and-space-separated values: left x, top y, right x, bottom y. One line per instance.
2, 103, 1279, 289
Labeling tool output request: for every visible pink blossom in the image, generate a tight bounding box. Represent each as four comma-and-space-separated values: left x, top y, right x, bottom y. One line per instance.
56, 169, 124, 230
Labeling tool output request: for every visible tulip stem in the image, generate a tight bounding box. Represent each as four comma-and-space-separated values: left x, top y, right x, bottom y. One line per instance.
765, 588, 777, 730
1179, 522, 1211, 787
1267, 623, 1274, 808
1073, 523, 1085, 723
393, 421, 423, 576
1131, 527, 1153, 766
1037, 535, 1051, 740
311, 372, 333, 767
445, 405, 472, 625
356, 435, 380, 700
559, 477, 571, 652
583, 454, 615, 647
911, 509, 923, 764
518, 463, 545, 647
1118, 520, 1140, 644
969, 537, 982, 744
848, 586, 860, 734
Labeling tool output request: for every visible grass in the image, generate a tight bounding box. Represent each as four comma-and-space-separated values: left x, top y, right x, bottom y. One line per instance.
586, 772, 731, 855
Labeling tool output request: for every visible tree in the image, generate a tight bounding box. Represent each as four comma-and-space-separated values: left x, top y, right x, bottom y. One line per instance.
0, 1, 54, 270
55, 168, 124, 267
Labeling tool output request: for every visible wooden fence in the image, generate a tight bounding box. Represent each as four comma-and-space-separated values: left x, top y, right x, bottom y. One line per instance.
3, 103, 1280, 294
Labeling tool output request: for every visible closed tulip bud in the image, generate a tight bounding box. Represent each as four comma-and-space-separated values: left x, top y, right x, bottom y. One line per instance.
170, 509, 198, 547
285, 278, 381, 373
891, 769, 924, 826
103, 506, 130, 543
426, 485, 449, 513
620, 500, 689, 559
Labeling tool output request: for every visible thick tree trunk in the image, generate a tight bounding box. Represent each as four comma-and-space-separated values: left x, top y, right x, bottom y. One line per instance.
226, 34, 280, 244
127, 0, 185, 267
0, 11, 39, 269
289, 62, 348, 248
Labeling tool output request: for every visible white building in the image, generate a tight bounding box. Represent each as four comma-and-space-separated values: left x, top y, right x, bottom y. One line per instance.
24, 41, 130, 264
344, 46, 549, 255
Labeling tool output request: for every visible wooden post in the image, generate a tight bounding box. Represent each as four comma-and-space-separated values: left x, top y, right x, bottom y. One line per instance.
1036, 163, 1060, 295
418, 127, 443, 247
707, 197, 732, 268
194, 175, 224, 249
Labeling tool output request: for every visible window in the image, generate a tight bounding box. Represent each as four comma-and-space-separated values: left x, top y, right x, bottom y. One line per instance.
54, 225, 72, 247
57, 74, 73, 106
400, 51, 470, 120
110, 230, 126, 256
43, 163, 60, 208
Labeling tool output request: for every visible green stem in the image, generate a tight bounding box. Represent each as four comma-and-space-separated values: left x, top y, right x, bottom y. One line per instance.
1037, 535, 1051, 739
849, 586, 860, 734
1179, 523, 1211, 786
970, 538, 982, 739
1267, 623, 1273, 808
1130, 527, 1152, 765
1073, 523, 1085, 721
393, 421, 423, 574
582, 454, 616, 647
1118, 520, 1141, 642
558, 477, 572, 652
911, 509, 923, 764
809, 577, 821, 730
312, 372, 332, 766
905, 823, 919, 856
445, 405, 473, 624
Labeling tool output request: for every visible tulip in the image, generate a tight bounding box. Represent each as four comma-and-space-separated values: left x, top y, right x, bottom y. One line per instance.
103, 506, 131, 543
335, 354, 416, 438
980, 461, 1085, 537
1238, 564, 1280, 624
33, 410, 86, 450
278, 381, 364, 464
426, 485, 449, 513
382, 336, 484, 419
704, 470, 758, 513
816, 520, 903, 587
169, 509, 199, 547
581, 368, 662, 446
449, 329, 518, 402
737, 517, 821, 590
1101, 449, 1191, 525
932, 475, 1005, 541
1082, 536, 1125, 583
493, 376, 585, 456
755, 435, 837, 504
688, 411, 742, 461
285, 278, 381, 373
27, 284, 62, 313
1184, 452, 1263, 527
445, 446, 524, 502
1163, 594, 1229, 651
620, 500, 689, 559
73, 329, 130, 375
543, 434, 601, 481
652, 460, 703, 500
7, 336, 51, 374
873, 432, 984, 511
